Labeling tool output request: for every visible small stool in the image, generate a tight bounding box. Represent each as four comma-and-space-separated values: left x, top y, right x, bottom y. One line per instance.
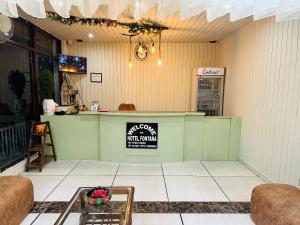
26, 121, 56, 172
251, 183, 300, 225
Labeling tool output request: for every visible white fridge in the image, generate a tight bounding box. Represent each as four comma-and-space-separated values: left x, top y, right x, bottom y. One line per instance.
191, 67, 225, 116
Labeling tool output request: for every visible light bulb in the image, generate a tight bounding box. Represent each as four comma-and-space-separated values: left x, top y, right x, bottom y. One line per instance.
157, 58, 162, 66
150, 45, 155, 54
138, 45, 144, 53
128, 60, 132, 68
57, 0, 64, 6
88, 33, 94, 38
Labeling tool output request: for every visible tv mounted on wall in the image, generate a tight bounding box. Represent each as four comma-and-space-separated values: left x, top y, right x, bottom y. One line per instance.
58, 54, 87, 74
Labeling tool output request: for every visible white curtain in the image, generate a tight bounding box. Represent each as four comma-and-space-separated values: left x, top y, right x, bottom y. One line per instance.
275, 0, 300, 21
0, 0, 18, 17
1, 0, 300, 22
107, 0, 129, 20
16, 0, 46, 18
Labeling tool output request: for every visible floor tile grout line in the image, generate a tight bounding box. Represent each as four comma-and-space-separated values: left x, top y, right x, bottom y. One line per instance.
211, 176, 261, 178
159, 175, 211, 177
200, 161, 231, 202
42, 160, 82, 202
161, 163, 170, 202
28, 160, 82, 225
179, 213, 185, 225
29, 213, 40, 225
65, 160, 82, 176
111, 162, 120, 186
110, 174, 169, 176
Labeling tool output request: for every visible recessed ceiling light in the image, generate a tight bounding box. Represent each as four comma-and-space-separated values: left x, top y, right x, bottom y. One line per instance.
88, 33, 94, 38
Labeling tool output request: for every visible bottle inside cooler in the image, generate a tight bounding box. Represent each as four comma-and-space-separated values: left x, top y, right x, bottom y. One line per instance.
197, 77, 222, 116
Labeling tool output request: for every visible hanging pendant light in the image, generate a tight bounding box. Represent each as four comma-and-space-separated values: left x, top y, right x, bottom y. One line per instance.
150, 36, 155, 54
137, 37, 144, 53
157, 33, 162, 66
128, 36, 132, 68
150, 43, 155, 54
137, 45, 144, 53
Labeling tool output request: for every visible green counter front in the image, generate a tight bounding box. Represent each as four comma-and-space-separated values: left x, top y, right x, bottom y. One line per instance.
41, 112, 241, 162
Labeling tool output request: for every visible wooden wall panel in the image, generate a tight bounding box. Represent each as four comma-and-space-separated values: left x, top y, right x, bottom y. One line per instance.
64, 42, 217, 111
218, 17, 300, 187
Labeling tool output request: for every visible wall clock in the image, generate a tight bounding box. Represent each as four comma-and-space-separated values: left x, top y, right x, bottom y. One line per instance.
134, 43, 149, 61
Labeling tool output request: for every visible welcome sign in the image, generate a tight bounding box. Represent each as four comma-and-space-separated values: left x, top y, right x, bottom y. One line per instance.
126, 122, 158, 149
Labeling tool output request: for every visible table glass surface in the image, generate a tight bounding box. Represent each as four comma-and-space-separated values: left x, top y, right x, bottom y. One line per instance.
54, 186, 134, 225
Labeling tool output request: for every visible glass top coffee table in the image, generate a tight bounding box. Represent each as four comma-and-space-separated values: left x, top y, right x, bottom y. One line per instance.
54, 186, 134, 225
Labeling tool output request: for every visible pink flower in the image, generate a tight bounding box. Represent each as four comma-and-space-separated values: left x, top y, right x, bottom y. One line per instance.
103, 196, 110, 204
92, 189, 108, 198
88, 198, 96, 205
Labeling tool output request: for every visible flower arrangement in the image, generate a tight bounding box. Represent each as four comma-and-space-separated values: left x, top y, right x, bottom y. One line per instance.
84, 187, 112, 206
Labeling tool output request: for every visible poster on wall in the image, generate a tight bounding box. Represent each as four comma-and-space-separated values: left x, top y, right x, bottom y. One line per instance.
126, 123, 158, 149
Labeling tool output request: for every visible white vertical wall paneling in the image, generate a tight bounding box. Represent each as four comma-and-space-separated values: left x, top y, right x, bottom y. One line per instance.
63, 42, 217, 111
218, 17, 300, 186
288, 22, 300, 185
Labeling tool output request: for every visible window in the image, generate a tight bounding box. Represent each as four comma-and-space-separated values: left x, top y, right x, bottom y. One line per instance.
0, 17, 60, 170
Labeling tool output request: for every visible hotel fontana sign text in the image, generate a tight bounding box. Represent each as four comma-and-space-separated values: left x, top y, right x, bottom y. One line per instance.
126, 123, 158, 149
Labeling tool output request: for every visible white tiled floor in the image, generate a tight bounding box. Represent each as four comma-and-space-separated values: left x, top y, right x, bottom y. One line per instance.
182, 214, 255, 225
133, 213, 182, 225
46, 175, 114, 201
69, 160, 119, 175
22, 160, 265, 203
23, 160, 79, 176
20, 213, 39, 225
23, 213, 255, 225
118, 163, 163, 175
24, 175, 65, 201
165, 176, 228, 201
31, 213, 60, 225
202, 161, 256, 177
113, 175, 168, 201
19, 160, 264, 224
214, 176, 265, 201
162, 161, 209, 176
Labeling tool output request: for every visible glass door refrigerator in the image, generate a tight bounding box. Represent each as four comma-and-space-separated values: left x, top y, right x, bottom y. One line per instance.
194, 67, 225, 116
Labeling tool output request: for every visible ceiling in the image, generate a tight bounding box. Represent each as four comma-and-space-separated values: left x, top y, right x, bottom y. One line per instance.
20, 4, 251, 43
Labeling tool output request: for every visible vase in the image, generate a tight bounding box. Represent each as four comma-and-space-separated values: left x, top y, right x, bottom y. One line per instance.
42, 99, 56, 115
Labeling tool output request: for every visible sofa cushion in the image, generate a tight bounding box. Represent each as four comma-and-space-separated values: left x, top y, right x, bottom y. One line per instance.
251, 183, 300, 225
0, 176, 34, 225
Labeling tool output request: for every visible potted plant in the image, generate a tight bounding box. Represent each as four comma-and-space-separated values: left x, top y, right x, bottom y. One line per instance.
38, 69, 56, 115
8, 70, 26, 114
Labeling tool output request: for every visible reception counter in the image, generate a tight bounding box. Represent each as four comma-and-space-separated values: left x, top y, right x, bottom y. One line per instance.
41, 112, 241, 162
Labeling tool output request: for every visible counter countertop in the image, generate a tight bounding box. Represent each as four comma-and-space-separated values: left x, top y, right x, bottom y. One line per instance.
79, 111, 206, 117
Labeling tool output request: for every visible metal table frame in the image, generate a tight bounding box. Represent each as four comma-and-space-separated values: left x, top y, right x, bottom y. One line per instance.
54, 186, 134, 225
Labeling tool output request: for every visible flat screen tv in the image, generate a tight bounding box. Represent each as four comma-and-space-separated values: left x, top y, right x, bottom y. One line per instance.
59, 54, 87, 74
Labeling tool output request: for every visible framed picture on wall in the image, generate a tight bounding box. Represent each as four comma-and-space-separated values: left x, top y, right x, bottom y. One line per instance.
90, 73, 102, 83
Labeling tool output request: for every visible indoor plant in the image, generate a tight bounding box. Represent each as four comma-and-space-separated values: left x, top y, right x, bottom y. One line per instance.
38, 69, 56, 115
8, 69, 26, 114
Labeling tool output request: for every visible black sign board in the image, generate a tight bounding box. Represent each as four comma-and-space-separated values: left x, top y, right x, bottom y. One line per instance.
126, 123, 158, 149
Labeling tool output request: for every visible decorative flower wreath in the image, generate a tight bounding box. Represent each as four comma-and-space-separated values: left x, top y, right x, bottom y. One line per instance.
84, 187, 112, 206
